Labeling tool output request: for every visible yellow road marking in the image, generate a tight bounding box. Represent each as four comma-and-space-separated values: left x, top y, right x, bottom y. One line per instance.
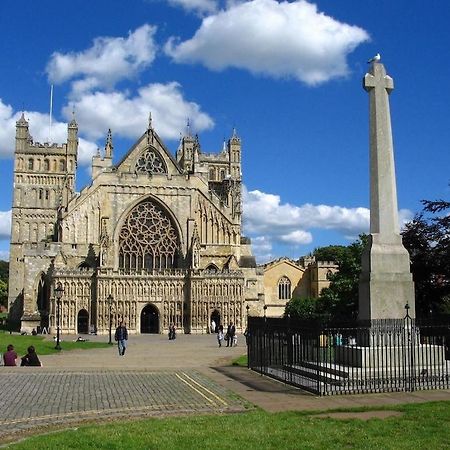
181, 372, 228, 406
175, 373, 217, 406
0, 404, 178, 426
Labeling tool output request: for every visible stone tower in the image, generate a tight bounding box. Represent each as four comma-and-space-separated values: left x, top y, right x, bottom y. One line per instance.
358, 61, 415, 321
8, 114, 78, 329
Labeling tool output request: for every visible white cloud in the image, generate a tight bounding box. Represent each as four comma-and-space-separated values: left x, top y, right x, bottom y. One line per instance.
0, 210, 11, 240
165, 0, 369, 85
47, 24, 157, 93
399, 209, 414, 229
62, 82, 214, 141
0, 99, 98, 165
0, 249, 9, 261
0, 100, 15, 158
279, 230, 312, 245
243, 187, 370, 236
167, 0, 218, 15
250, 235, 274, 263
243, 187, 414, 255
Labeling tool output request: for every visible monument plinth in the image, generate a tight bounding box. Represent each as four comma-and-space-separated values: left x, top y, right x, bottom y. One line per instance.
358, 61, 415, 321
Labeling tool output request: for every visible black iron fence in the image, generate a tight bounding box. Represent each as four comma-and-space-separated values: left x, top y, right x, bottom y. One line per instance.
247, 315, 450, 395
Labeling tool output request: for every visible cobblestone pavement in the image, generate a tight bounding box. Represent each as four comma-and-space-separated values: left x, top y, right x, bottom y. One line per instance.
0, 334, 249, 442
0, 368, 248, 441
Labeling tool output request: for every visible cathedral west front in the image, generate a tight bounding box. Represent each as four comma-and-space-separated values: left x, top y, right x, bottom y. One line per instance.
8, 114, 265, 334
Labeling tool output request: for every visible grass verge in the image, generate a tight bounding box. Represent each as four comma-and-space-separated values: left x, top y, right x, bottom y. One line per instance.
0, 330, 110, 357
232, 354, 248, 367
5, 401, 450, 449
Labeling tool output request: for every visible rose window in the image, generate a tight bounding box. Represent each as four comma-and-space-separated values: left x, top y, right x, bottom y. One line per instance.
119, 200, 180, 271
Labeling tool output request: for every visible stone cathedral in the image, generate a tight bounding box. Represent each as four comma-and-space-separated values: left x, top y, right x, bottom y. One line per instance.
8, 114, 265, 334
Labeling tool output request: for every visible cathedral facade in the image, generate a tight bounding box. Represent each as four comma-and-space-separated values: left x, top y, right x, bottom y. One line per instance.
8, 115, 265, 334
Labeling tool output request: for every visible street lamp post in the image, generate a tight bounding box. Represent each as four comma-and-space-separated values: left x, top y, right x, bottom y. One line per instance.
108, 294, 113, 345
54, 282, 64, 350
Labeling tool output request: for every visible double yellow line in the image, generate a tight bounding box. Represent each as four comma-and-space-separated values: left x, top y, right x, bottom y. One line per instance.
175, 372, 228, 407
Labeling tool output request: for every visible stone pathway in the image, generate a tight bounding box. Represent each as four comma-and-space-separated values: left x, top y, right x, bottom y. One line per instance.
0, 334, 248, 442
0, 368, 246, 440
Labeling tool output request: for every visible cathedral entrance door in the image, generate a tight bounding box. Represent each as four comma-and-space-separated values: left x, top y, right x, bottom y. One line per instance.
211, 310, 220, 332
77, 309, 89, 334
37, 274, 50, 332
141, 304, 159, 334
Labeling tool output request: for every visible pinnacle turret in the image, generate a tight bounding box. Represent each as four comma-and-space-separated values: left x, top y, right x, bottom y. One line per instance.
16, 112, 28, 126
105, 129, 113, 158
68, 109, 78, 129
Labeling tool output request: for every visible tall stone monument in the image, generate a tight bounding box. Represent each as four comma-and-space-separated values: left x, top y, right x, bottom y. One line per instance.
358, 60, 415, 321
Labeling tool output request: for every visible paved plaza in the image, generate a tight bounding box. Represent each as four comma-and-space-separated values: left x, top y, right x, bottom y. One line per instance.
1, 333, 450, 444
0, 333, 248, 442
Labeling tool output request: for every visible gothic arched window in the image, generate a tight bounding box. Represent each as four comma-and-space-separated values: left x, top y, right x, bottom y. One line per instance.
135, 147, 167, 174
28, 158, 34, 170
205, 264, 219, 273
119, 199, 180, 272
44, 159, 50, 171
278, 276, 291, 300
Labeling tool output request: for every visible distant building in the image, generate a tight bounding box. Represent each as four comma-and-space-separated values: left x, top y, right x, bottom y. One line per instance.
8, 114, 265, 334
261, 256, 338, 317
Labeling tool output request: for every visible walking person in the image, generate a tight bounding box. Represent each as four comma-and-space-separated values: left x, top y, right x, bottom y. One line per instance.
114, 321, 128, 356
3, 344, 18, 366
226, 323, 235, 348
217, 325, 224, 347
168, 323, 176, 340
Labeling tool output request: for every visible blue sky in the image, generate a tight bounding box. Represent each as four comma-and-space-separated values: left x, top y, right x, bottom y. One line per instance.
0, 0, 449, 263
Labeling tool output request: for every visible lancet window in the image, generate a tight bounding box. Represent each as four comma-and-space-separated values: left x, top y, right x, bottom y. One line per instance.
135, 147, 167, 174
278, 276, 291, 300
119, 199, 180, 271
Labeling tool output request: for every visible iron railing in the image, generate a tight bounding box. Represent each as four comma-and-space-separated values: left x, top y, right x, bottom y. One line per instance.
247, 314, 450, 395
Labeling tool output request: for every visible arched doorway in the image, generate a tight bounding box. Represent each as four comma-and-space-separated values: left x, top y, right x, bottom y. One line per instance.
211, 310, 220, 333
36, 274, 50, 332
77, 309, 89, 334
141, 304, 159, 334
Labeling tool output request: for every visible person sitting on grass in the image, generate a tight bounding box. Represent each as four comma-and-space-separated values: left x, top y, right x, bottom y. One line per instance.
3, 344, 18, 366
21, 346, 42, 367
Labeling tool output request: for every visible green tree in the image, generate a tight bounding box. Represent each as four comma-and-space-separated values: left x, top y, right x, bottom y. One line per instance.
313, 245, 348, 263
402, 195, 450, 316
285, 297, 319, 320
284, 235, 368, 321
0, 279, 7, 308
0, 260, 8, 281
0, 261, 8, 308
315, 234, 368, 321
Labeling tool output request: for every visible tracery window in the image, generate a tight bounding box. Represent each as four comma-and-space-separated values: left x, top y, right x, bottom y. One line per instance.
278, 276, 291, 300
135, 147, 167, 174
205, 264, 219, 273
119, 199, 180, 271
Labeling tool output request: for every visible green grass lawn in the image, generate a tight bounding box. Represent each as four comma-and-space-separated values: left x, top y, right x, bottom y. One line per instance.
6, 401, 450, 449
232, 354, 248, 366
0, 331, 110, 357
